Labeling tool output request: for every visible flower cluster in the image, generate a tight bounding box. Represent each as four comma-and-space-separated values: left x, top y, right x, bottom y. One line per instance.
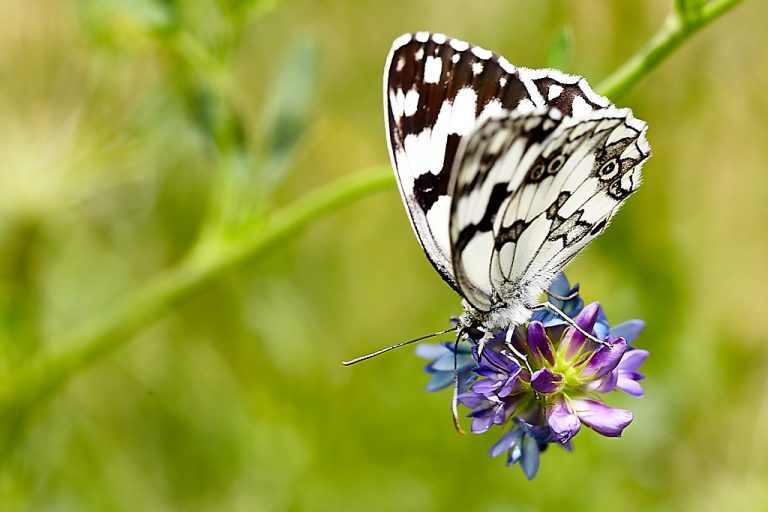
416, 274, 648, 479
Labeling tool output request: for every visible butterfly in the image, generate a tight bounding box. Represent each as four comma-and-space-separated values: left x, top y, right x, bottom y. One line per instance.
385, 32, 649, 337
343, 32, 649, 368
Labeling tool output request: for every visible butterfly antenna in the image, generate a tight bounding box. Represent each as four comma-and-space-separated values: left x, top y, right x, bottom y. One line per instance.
451, 331, 467, 435
342, 326, 458, 366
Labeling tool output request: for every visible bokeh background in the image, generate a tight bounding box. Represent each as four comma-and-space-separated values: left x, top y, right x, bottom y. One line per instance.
0, 0, 766, 510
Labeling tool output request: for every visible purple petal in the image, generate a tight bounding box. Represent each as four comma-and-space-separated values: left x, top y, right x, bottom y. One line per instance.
457, 392, 486, 410
618, 349, 649, 372
497, 376, 519, 398
572, 398, 633, 437
546, 397, 581, 442
576, 302, 601, 332
563, 302, 601, 359
469, 409, 495, 434
617, 375, 645, 397
478, 346, 507, 367
500, 351, 524, 374
527, 321, 555, 365
610, 320, 646, 343
530, 368, 564, 395
581, 338, 628, 379
474, 367, 504, 378
470, 378, 501, 396
589, 369, 618, 393
622, 371, 645, 381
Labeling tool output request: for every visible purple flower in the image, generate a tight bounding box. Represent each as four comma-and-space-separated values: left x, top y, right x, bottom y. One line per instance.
590, 348, 649, 397
458, 346, 524, 433
415, 274, 649, 479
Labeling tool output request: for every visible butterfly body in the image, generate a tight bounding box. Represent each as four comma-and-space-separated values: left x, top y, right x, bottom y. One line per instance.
385, 32, 650, 337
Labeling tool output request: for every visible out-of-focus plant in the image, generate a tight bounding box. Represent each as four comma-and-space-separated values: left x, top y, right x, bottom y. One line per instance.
0, 0, 743, 448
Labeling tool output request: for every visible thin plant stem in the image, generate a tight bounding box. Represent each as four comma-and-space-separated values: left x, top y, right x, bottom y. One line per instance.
596, 0, 743, 98
0, 168, 394, 416
0, 0, 745, 416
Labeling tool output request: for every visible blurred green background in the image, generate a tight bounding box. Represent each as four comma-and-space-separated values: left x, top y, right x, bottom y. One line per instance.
0, 0, 766, 510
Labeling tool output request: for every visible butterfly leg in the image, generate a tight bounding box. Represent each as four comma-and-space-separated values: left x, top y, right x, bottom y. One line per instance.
451, 333, 467, 435
546, 289, 580, 302
477, 327, 532, 372
475, 330, 493, 357
532, 301, 608, 346
504, 327, 532, 373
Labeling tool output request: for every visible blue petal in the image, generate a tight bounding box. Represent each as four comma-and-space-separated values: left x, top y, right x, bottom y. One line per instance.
610, 320, 646, 342
490, 427, 521, 458
548, 273, 570, 297
425, 371, 454, 392
593, 322, 610, 341
430, 353, 460, 372
414, 343, 448, 359
520, 434, 541, 480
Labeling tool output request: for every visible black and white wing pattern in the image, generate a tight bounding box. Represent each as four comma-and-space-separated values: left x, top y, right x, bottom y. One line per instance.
384, 32, 650, 327
384, 32, 613, 292
449, 107, 649, 321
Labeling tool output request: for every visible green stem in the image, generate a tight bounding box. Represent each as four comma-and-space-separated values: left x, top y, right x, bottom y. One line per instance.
0, 0, 744, 416
0, 168, 394, 415
596, 0, 743, 98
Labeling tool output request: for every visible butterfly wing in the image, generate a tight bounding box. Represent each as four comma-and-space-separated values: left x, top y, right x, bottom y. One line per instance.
384, 32, 610, 290
449, 107, 650, 313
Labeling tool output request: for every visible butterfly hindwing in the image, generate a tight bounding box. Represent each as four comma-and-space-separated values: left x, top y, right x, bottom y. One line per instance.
449, 107, 649, 312
448, 108, 564, 310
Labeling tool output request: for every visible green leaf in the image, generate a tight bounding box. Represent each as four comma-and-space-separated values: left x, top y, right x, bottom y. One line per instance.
259, 36, 320, 195
546, 27, 573, 71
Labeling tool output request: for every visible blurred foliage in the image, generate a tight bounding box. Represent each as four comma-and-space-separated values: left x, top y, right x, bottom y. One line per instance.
545, 27, 573, 71
0, 0, 764, 510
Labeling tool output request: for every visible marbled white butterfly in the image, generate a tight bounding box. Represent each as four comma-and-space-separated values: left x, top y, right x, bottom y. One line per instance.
344, 32, 649, 365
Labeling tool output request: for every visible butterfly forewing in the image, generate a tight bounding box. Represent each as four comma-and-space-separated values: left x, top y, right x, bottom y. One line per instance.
385, 33, 528, 290
448, 108, 565, 310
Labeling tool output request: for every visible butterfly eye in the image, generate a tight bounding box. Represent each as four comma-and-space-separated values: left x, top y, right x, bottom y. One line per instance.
530, 163, 546, 180
597, 158, 620, 180
547, 155, 566, 175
